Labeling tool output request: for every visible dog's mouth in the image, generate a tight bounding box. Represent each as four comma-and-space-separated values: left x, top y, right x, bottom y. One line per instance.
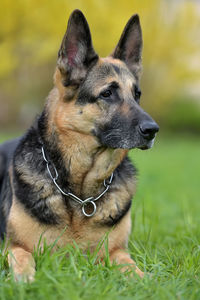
137, 137, 155, 150
96, 134, 157, 151
138, 145, 149, 150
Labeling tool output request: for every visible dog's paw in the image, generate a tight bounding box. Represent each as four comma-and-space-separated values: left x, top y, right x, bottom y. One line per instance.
134, 266, 144, 278
13, 268, 35, 283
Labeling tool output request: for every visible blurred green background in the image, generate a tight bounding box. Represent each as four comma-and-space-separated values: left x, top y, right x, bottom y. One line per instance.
0, 0, 200, 134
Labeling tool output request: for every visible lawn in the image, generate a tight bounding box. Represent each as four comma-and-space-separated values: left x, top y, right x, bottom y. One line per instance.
0, 133, 200, 300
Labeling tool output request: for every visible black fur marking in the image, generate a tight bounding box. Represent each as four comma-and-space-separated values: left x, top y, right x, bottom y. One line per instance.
115, 156, 137, 179
76, 87, 97, 104
12, 127, 58, 225
111, 64, 121, 75
101, 156, 136, 226
100, 81, 120, 93
95, 112, 138, 149
0, 138, 20, 239
0, 153, 5, 189
106, 199, 132, 226
38, 112, 70, 187
13, 170, 59, 225
0, 172, 12, 239
133, 85, 141, 103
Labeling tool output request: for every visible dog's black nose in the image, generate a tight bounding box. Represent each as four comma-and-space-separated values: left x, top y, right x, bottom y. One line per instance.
139, 121, 159, 140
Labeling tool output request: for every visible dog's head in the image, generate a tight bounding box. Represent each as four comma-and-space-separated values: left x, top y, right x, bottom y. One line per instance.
53, 9, 159, 150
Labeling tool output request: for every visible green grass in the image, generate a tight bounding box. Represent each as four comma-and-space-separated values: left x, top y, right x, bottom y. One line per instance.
0, 133, 200, 300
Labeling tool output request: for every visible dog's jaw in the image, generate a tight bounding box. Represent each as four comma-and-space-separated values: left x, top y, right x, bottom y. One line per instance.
137, 137, 156, 150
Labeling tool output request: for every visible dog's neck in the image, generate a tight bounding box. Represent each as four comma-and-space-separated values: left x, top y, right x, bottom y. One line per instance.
54, 129, 127, 197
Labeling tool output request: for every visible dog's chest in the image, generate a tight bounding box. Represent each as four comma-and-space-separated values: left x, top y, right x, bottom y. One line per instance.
7, 187, 132, 253
44, 191, 132, 251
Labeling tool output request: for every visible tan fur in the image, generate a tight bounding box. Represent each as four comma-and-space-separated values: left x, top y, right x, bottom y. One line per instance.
109, 249, 144, 278
8, 246, 35, 282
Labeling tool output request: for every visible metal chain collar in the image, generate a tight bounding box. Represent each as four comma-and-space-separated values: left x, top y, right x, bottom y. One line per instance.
41, 147, 114, 217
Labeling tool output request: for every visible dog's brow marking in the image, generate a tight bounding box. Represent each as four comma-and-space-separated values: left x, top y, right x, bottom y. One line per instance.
95, 79, 119, 95
109, 81, 120, 89
112, 64, 121, 75
101, 81, 119, 92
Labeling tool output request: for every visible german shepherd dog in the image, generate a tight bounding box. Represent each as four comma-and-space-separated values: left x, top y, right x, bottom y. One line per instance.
0, 10, 159, 281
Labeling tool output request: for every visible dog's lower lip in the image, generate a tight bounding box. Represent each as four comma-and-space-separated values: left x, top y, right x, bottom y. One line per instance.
138, 145, 149, 150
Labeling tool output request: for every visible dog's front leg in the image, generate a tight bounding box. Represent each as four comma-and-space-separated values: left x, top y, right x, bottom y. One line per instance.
8, 245, 35, 282
110, 249, 144, 278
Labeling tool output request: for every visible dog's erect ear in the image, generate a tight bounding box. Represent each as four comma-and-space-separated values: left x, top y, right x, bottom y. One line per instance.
57, 10, 98, 86
112, 14, 143, 78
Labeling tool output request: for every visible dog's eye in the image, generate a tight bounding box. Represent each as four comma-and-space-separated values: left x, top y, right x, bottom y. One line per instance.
135, 86, 141, 102
100, 90, 112, 98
